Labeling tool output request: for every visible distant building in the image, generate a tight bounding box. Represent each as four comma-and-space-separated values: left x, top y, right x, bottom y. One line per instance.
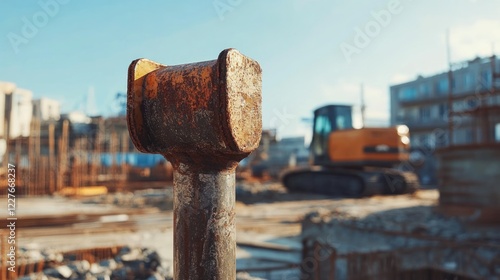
245, 129, 310, 178
0, 81, 33, 139
390, 56, 500, 184
33, 98, 60, 121
0, 82, 15, 138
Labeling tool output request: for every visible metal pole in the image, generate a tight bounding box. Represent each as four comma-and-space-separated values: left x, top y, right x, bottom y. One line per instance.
446, 29, 454, 147
174, 163, 236, 279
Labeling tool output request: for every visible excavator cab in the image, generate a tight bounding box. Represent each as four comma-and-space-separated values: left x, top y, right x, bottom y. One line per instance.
310, 104, 411, 168
310, 105, 353, 165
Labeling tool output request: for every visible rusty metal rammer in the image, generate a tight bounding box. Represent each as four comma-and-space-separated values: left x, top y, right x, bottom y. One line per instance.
127, 48, 262, 279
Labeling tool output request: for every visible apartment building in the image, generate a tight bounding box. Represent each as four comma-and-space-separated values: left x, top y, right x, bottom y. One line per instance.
390, 56, 500, 184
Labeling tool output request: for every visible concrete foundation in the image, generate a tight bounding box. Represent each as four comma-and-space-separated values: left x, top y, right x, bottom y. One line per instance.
437, 144, 500, 224
298, 193, 500, 279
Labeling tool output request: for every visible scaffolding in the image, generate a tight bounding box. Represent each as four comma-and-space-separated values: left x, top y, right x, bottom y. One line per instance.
447, 55, 500, 146
0, 116, 132, 196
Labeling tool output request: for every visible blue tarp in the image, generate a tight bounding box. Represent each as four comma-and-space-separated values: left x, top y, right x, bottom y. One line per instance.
100, 153, 166, 167
8, 153, 166, 168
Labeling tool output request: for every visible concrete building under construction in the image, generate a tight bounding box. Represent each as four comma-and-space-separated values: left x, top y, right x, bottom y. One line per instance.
390, 55, 500, 184
0, 81, 171, 196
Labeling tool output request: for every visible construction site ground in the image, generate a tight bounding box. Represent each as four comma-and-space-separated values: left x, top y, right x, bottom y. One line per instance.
4, 182, 492, 279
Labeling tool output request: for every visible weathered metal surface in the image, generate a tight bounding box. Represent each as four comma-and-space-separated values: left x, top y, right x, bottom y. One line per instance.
437, 144, 500, 224
174, 163, 235, 279
127, 48, 262, 279
127, 48, 262, 170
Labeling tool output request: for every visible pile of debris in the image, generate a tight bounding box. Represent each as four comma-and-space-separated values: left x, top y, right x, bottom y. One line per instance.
83, 188, 174, 211
18, 246, 170, 280
236, 181, 286, 203
16, 244, 269, 280
300, 192, 500, 279
235, 181, 330, 204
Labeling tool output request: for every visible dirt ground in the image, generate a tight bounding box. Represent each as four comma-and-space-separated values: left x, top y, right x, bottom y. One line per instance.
6, 182, 441, 279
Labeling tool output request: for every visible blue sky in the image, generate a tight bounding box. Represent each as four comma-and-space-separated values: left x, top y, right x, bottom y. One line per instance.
1, 0, 499, 138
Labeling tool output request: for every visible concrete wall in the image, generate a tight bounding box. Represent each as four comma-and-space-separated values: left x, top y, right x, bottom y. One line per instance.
437, 144, 500, 224
300, 207, 500, 279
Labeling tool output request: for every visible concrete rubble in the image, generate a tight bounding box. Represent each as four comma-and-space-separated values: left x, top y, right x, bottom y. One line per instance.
16, 249, 268, 280
300, 191, 500, 279
82, 189, 174, 211
17, 246, 171, 280
235, 181, 328, 204
236, 182, 287, 203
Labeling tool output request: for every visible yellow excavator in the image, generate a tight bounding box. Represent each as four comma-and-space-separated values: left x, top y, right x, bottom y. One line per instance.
282, 105, 419, 197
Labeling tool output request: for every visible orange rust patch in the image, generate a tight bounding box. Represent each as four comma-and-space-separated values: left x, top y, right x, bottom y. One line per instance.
171, 73, 184, 85
145, 73, 159, 99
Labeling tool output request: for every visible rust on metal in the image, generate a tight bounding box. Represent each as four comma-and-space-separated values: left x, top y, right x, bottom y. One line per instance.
127, 48, 262, 279
127, 48, 262, 170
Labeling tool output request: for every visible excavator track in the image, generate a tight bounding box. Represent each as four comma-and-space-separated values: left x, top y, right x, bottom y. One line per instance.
282, 167, 419, 198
